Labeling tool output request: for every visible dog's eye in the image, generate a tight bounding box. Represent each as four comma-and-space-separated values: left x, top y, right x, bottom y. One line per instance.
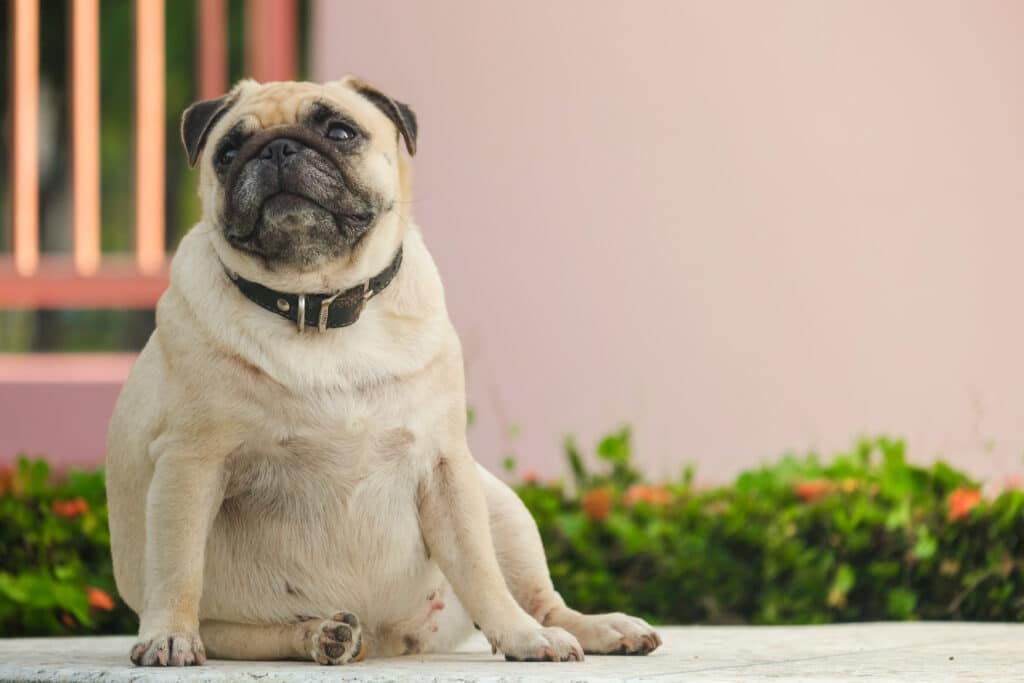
326, 122, 356, 142
217, 147, 238, 166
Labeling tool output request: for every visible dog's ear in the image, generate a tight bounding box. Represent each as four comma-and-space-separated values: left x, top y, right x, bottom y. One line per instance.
181, 93, 237, 167
350, 80, 418, 156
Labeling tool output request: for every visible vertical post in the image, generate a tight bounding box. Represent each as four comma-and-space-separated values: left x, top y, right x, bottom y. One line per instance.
246, 0, 296, 83
198, 0, 228, 100
72, 0, 101, 276
12, 0, 39, 276
135, 0, 165, 275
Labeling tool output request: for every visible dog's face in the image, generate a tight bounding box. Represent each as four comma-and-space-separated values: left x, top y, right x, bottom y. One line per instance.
181, 78, 416, 278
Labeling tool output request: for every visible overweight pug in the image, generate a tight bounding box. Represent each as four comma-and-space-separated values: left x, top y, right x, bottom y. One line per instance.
106, 77, 661, 667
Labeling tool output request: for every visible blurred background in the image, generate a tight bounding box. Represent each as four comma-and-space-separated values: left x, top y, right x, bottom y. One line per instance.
2, 0, 1023, 485
4, 0, 1024, 637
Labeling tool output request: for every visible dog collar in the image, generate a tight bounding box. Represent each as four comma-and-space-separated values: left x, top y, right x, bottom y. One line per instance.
224, 247, 403, 333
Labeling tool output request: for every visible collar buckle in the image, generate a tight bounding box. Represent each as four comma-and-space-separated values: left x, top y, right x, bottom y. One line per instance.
296, 294, 306, 333
299, 287, 370, 333
317, 291, 344, 333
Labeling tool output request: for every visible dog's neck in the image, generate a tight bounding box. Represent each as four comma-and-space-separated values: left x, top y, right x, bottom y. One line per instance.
223, 247, 404, 333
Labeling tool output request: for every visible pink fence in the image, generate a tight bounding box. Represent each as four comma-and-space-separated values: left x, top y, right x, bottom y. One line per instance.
1, 0, 299, 468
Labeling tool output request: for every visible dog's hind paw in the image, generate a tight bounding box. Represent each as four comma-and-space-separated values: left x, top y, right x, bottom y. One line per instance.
565, 612, 662, 655
306, 611, 366, 665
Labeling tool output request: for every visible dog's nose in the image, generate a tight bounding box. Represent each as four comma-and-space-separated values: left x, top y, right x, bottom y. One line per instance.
260, 138, 302, 164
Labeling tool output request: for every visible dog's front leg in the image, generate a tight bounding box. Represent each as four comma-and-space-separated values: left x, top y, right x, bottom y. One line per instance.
418, 445, 583, 662
131, 444, 227, 666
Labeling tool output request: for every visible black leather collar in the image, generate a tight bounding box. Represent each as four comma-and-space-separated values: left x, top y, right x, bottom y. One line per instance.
225, 247, 403, 332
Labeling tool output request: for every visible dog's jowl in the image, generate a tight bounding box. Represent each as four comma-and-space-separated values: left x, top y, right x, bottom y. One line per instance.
106, 77, 661, 666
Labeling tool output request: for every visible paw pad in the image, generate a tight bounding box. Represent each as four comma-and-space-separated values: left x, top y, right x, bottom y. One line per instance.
310, 611, 364, 665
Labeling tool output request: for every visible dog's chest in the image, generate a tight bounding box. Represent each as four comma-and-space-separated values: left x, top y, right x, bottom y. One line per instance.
223, 394, 428, 523
225, 358, 449, 503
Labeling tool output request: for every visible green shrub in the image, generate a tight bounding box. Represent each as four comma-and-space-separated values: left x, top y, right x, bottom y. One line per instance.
0, 459, 135, 636
1, 433, 1022, 636
515, 430, 1024, 624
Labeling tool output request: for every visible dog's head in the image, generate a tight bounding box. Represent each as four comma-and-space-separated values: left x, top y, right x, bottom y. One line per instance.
182, 77, 416, 285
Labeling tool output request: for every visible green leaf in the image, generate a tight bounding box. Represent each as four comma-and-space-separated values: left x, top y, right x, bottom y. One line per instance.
51, 583, 93, 627
886, 589, 918, 619
912, 526, 937, 560
597, 427, 632, 464
564, 436, 587, 488
15, 457, 50, 497
53, 565, 77, 581
885, 500, 911, 529
831, 563, 856, 595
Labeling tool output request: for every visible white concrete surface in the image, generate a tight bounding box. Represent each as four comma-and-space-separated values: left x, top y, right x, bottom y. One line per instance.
1, 623, 1021, 682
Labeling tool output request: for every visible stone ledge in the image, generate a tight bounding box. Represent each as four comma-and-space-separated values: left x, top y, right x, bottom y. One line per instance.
0, 622, 1020, 682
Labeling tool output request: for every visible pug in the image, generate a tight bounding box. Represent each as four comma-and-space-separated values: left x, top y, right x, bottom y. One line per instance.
105, 77, 661, 667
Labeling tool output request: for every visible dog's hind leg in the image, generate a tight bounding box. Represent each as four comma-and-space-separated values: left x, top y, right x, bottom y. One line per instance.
200, 612, 368, 664
477, 464, 662, 655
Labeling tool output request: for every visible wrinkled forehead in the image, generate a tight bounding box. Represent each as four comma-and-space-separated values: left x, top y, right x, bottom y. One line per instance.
228, 81, 388, 135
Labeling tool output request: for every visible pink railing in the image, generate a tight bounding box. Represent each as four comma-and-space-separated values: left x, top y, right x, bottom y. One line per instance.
2, 0, 297, 309
1, 0, 298, 467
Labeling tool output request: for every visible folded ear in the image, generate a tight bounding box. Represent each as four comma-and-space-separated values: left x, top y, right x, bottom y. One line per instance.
181, 93, 237, 167
349, 79, 418, 156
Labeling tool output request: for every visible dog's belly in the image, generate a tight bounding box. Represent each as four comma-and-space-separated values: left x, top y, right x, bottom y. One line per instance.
197, 432, 469, 654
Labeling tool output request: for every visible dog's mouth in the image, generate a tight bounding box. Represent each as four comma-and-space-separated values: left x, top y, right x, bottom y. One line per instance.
224, 191, 377, 270
258, 191, 375, 232
216, 126, 383, 271
262, 190, 319, 215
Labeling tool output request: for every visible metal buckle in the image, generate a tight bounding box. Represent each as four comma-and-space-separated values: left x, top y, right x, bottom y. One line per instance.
317, 291, 344, 333
296, 283, 373, 334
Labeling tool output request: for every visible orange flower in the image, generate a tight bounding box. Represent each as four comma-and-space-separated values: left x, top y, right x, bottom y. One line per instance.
86, 586, 115, 611
522, 470, 539, 484
794, 480, 834, 503
52, 497, 89, 518
648, 486, 672, 505
582, 487, 613, 521
947, 488, 982, 521
60, 612, 76, 627
623, 485, 645, 507
623, 484, 672, 507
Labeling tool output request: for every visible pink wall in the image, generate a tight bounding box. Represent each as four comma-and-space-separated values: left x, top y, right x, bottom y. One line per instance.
313, 1, 1024, 483
0, 355, 135, 470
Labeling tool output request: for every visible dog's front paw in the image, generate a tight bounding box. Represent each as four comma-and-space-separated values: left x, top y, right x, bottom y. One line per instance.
130, 632, 206, 666
569, 612, 661, 655
306, 611, 366, 665
494, 626, 584, 662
